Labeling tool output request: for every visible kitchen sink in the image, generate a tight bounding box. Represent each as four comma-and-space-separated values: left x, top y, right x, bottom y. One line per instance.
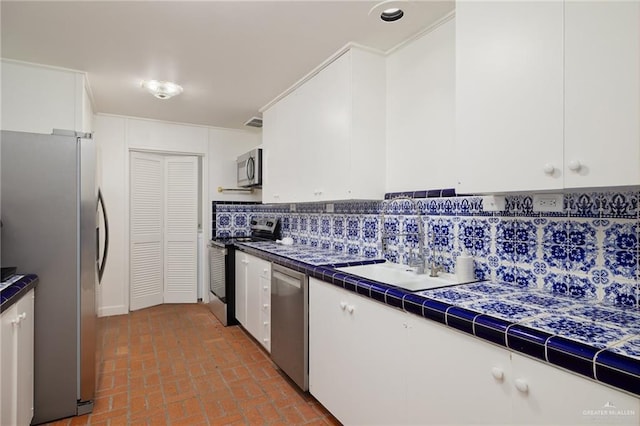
336, 262, 475, 292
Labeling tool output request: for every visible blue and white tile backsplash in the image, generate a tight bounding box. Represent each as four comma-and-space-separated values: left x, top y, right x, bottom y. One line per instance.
213, 190, 639, 309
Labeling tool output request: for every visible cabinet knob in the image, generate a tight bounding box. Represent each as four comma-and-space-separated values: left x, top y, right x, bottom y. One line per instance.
568, 160, 582, 172
263, 268, 268, 273
340, 301, 347, 310
347, 305, 355, 314
263, 304, 268, 309
263, 286, 268, 290
263, 321, 269, 326
543, 164, 555, 175
515, 378, 529, 394
491, 367, 504, 382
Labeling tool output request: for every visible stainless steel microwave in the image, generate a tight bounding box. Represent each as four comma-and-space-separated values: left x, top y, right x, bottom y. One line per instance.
237, 148, 262, 187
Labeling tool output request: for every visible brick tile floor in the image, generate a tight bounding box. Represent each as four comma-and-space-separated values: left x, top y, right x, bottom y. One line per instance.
47, 304, 340, 426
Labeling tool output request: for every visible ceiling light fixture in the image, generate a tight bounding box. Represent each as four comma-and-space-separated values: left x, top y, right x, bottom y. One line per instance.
369, 0, 407, 23
381, 7, 404, 22
141, 80, 183, 99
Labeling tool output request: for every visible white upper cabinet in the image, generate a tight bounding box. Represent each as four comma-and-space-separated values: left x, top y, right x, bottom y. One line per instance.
456, 0, 564, 193
564, 1, 640, 188
262, 47, 386, 203
1, 60, 93, 134
456, 0, 640, 193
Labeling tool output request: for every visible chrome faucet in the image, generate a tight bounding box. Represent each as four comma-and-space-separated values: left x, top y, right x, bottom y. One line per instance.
428, 230, 442, 277
381, 196, 427, 275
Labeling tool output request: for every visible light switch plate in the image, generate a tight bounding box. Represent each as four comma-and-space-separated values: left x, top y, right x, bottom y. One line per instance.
482, 195, 506, 212
533, 194, 564, 212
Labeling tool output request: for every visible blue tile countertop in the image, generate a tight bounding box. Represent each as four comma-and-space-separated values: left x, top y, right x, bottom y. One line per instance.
237, 242, 640, 397
0, 274, 38, 313
240, 240, 386, 267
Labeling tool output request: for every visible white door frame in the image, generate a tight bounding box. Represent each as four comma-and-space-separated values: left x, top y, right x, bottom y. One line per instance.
125, 147, 209, 312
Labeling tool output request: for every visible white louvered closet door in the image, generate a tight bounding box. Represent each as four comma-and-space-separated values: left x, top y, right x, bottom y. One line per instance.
130, 152, 164, 311
163, 156, 198, 303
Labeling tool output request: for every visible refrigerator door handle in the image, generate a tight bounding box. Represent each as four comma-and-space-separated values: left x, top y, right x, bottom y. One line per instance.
97, 188, 109, 283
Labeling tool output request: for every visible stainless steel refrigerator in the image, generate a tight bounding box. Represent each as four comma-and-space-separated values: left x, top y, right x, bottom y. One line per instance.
1, 129, 109, 424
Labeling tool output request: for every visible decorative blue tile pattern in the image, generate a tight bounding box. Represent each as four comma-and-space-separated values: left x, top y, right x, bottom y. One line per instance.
603, 222, 639, 279
543, 221, 597, 272
214, 189, 639, 309
239, 241, 380, 266
521, 315, 633, 349
460, 299, 544, 322
543, 273, 597, 300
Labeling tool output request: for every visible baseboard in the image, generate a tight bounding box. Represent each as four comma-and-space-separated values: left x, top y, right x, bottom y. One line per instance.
98, 304, 128, 317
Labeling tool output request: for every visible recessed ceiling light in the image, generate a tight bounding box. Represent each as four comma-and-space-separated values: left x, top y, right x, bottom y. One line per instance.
141, 80, 183, 99
381, 7, 404, 22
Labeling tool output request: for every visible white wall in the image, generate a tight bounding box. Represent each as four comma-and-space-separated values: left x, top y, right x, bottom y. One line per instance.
0, 59, 92, 134
385, 17, 456, 192
208, 128, 262, 203
94, 113, 261, 316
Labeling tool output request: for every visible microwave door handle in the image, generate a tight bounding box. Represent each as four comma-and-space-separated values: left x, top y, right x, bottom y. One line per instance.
247, 156, 255, 181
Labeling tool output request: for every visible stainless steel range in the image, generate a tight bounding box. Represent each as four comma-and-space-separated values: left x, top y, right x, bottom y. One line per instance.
208, 217, 280, 325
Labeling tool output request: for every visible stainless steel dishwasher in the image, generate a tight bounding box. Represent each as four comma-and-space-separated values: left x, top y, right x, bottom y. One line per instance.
270, 263, 309, 391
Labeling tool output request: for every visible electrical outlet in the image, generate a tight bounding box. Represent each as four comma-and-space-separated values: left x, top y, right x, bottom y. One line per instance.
533, 194, 564, 212
289, 204, 296, 212
481, 195, 506, 212
325, 203, 334, 213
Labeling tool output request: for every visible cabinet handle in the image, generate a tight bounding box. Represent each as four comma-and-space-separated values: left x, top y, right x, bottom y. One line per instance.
543, 164, 555, 175
263, 321, 269, 326
515, 378, 529, 394
491, 367, 504, 382
347, 305, 355, 314
568, 160, 582, 172
263, 338, 269, 342
263, 286, 268, 290
340, 301, 347, 310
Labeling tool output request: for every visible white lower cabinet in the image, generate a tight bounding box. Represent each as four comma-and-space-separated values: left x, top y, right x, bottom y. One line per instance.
309, 277, 408, 425
309, 279, 640, 425
235, 252, 271, 352
0, 289, 35, 426
511, 352, 640, 425
406, 319, 512, 425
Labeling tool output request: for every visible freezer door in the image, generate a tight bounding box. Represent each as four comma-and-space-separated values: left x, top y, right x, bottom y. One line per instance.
79, 136, 96, 406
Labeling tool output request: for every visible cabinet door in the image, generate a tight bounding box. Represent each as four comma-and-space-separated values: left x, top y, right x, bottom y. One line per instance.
309, 278, 408, 425
245, 254, 271, 344
262, 90, 306, 203
234, 252, 248, 327
456, 0, 564, 193
0, 304, 18, 426
16, 290, 35, 426
511, 353, 640, 425
407, 318, 512, 425
303, 52, 351, 202
259, 269, 271, 352
564, 1, 640, 188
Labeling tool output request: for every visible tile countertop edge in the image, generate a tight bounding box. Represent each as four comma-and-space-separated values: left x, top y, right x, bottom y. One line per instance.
0, 274, 38, 313
235, 244, 640, 398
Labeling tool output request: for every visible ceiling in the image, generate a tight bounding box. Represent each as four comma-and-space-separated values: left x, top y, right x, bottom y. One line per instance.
1, 0, 454, 130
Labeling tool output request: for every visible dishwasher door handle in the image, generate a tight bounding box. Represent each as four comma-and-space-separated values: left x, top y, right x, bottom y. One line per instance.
273, 271, 301, 289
